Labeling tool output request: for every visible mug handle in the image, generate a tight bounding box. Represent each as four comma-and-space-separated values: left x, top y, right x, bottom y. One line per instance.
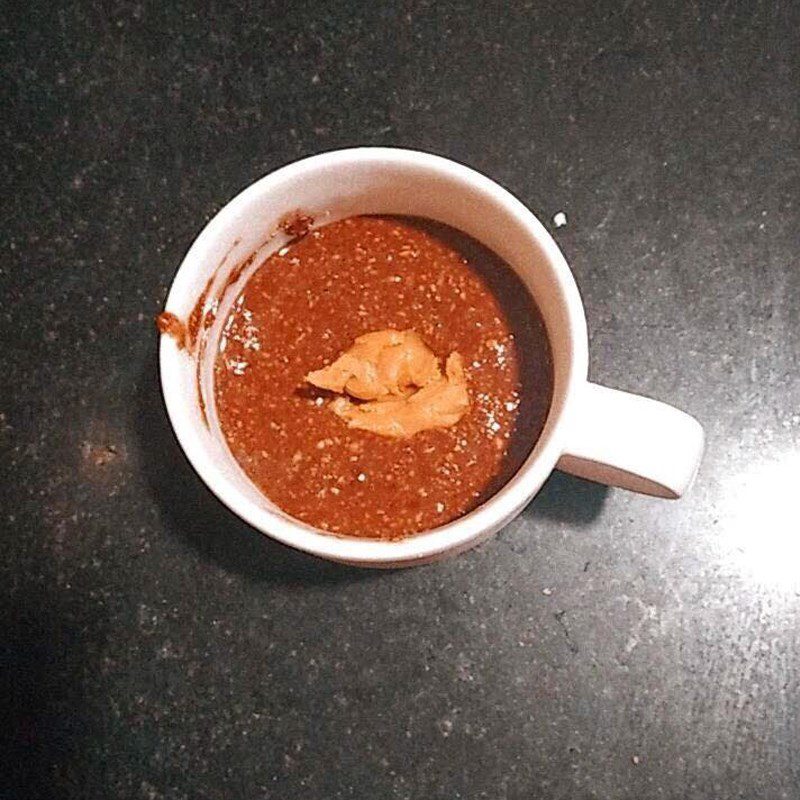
556, 382, 705, 498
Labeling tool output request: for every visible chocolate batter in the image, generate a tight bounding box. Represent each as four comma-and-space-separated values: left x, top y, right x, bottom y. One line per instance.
213, 216, 553, 539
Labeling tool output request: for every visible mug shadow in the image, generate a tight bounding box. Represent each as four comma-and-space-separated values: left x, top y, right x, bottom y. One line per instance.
133, 345, 381, 586
524, 470, 609, 525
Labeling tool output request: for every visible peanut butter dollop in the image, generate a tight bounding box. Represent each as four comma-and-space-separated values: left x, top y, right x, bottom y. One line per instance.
306, 330, 469, 438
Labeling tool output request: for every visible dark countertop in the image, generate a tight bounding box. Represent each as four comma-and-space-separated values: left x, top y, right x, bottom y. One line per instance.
3, 2, 799, 798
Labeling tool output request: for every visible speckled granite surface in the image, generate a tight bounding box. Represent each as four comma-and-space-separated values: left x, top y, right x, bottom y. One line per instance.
3, 2, 799, 798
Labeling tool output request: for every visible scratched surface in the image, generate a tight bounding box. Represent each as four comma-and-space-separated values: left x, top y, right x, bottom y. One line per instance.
3, 1, 799, 798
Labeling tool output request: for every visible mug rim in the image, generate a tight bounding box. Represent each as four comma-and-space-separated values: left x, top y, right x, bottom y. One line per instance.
159, 147, 589, 566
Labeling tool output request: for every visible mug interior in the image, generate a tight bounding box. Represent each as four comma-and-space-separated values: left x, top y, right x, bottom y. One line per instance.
160, 148, 587, 565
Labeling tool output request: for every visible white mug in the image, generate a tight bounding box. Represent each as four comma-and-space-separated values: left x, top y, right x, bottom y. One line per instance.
159, 148, 704, 567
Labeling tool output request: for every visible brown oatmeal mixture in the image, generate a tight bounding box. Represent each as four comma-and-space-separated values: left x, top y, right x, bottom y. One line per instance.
213, 216, 553, 539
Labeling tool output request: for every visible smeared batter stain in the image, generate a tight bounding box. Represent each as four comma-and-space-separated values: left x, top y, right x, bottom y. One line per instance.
279, 210, 314, 242
221, 251, 257, 295
196, 382, 208, 426
187, 274, 215, 348
155, 312, 187, 349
